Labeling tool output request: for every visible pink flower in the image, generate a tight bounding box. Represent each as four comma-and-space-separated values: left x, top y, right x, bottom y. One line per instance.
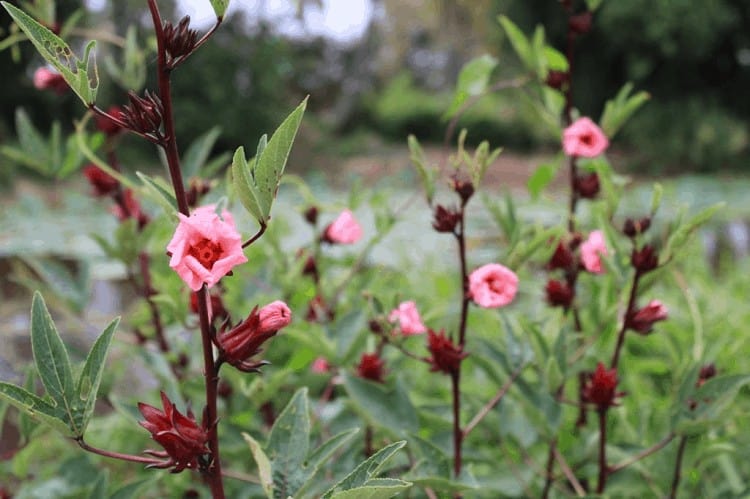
166, 205, 247, 291
311, 357, 330, 373
627, 300, 668, 334
562, 117, 609, 158
33, 67, 68, 94
468, 263, 518, 308
323, 210, 362, 244
388, 301, 427, 335
580, 230, 609, 274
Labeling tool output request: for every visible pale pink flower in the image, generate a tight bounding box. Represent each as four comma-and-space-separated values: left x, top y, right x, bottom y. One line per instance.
258, 300, 293, 332
562, 117, 609, 158
388, 301, 427, 335
33, 67, 68, 94
580, 230, 609, 274
323, 210, 362, 244
311, 357, 330, 373
167, 205, 248, 291
468, 263, 518, 308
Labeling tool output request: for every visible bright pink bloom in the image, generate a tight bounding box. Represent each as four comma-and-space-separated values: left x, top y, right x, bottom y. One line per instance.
580, 230, 608, 274
138, 391, 208, 472
33, 67, 68, 94
215, 301, 292, 372
468, 263, 518, 308
562, 117, 609, 158
166, 205, 247, 291
323, 210, 362, 244
311, 357, 330, 373
627, 300, 668, 334
388, 301, 427, 335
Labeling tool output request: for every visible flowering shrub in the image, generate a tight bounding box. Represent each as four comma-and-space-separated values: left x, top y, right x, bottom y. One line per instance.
0, 1, 747, 498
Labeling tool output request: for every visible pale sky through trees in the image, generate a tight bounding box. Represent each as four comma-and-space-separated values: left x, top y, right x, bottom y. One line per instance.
84, 0, 373, 43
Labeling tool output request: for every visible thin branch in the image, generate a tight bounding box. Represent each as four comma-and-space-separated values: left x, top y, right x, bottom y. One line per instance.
221, 469, 260, 484
242, 222, 267, 248
77, 438, 165, 466
553, 446, 586, 497
609, 432, 676, 474
462, 364, 524, 438
669, 436, 688, 499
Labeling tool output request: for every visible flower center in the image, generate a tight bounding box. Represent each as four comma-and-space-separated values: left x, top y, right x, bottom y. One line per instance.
189, 238, 222, 269
581, 133, 594, 145
488, 278, 505, 294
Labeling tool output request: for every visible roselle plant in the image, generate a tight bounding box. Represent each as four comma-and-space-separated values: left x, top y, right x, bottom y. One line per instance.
1, 1, 749, 498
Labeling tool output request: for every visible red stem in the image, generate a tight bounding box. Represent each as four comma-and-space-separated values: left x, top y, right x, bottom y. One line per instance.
669, 436, 688, 499
77, 437, 166, 466
450, 370, 462, 478
139, 252, 169, 353
611, 272, 641, 369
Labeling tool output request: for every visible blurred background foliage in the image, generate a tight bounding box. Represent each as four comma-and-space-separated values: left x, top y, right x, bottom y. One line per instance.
1, 0, 749, 179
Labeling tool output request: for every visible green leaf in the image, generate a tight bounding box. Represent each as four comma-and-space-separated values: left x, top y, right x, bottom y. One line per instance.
342, 373, 418, 436
296, 428, 360, 498
543, 46, 568, 72
231, 146, 265, 222
0, 382, 73, 436
252, 97, 307, 221
527, 162, 559, 199
209, 0, 230, 18
243, 432, 273, 498
408, 135, 436, 203
76, 318, 119, 436
266, 388, 310, 498
444, 54, 498, 119
330, 479, 412, 499
600, 83, 650, 138
2, 2, 98, 105
87, 472, 108, 499
109, 478, 159, 499
662, 203, 724, 262
31, 292, 76, 417
585, 0, 603, 12
498, 16, 534, 70
135, 171, 178, 216
15, 108, 48, 167
650, 183, 663, 215
322, 441, 409, 498
182, 126, 222, 179
20, 257, 90, 313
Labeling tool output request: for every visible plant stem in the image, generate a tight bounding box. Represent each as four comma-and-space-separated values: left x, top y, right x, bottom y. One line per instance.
451, 370, 462, 478
147, 0, 189, 216
609, 432, 675, 474
139, 252, 170, 353
541, 437, 557, 499
77, 437, 165, 466
596, 408, 608, 494
462, 365, 523, 438
611, 272, 640, 369
196, 286, 226, 498
669, 436, 688, 499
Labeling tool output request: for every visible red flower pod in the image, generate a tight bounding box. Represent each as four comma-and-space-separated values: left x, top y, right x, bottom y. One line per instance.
215, 301, 292, 372
574, 172, 600, 199
189, 291, 228, 322
163, 15, 199, 62
356, 352, 386, 383
95, 106, 126, 136
138, 392, 209, 472
697, 363, 717, 387
33, 67, 68, 94
547, 241, 575, 270
427, 329, 467, 375
631, 245, 659, 273
452, 176, 475, 204
112, 189, 150, 229
432, 204, 461, 233
545, 279, 574, 308
83, 164, 119, 197
545, 70, 569, 90
569, 11, 593, 35
623, 217, 651, 237
304, 206, 319, 225
583, 362, 624, 410
627, 300, 668, 334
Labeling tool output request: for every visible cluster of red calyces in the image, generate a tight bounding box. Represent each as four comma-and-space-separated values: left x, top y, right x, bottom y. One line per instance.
356, 352, 386, 383
138, 392, 209, 472
163, 16, 199, 64
121, 90, 164, 137
583, 362, 625, 411
427, 329, 467, 375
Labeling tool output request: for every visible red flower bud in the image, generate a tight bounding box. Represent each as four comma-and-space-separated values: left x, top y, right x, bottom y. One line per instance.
215, 301, 291, 372
306, 295, 334, 322
631, 245, 659, 273
163, 15, 199, 62
623, 217, 651, 237
697, 363, 717, 387
569, 11, 593, 35
574, 172, 600, 199
427, 329, 467, 375
83, 164, 119, 197
189, 291, 228, 322
138, 392, 209, 472
452, 176, 475, 204
545, 279, 574, 308
547, 241, 575, 270
432, 204, 461, 233
626, 300, 668, 334
33, 67, 68, 94
583, 362, 624, 410
112, 189, 150, 229
545, 70, 569, 90
304, 206, 319, 225
95, 106, 125, 136
356, 352, 386, 383
186, 178, 211, 208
